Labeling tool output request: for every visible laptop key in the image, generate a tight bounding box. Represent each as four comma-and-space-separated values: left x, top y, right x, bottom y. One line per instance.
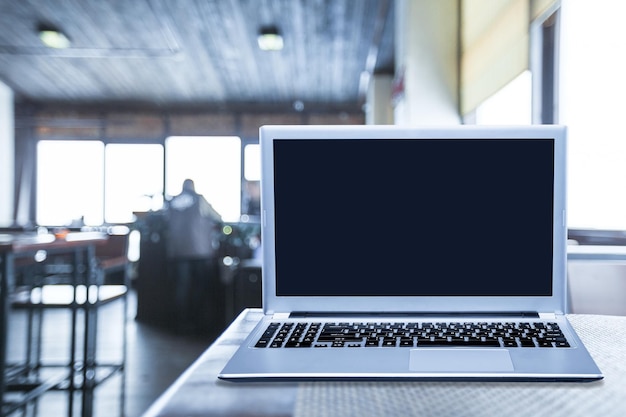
255, 339, 270, 348
399, 338, 415, 347
503, 339, 518, 347
382, 338, 396, 347
458, 338, 499, 347
365, 338, 379, 347
317, 336, 362, 343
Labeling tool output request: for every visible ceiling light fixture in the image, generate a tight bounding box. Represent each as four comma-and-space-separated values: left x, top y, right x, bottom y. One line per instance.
37, 22, 71, 49
257, 25, 283, 51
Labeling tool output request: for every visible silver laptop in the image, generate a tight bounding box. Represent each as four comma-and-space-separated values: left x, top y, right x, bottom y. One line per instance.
219, 124, 603, 382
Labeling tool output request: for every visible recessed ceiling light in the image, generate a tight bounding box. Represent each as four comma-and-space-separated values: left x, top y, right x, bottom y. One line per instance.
37, 22, 71, 49
257, 25, 283, 51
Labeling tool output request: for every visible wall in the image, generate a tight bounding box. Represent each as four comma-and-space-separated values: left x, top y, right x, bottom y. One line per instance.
23, 106, 364, 142
568, 262, 626, 316
366, 74, 394, 125
394, 0, 461, 125
0, 81, 14, 226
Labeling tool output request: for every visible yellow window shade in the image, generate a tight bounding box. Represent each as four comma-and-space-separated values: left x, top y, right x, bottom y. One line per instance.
461, 0, 530, 115
531, 0, 558, 20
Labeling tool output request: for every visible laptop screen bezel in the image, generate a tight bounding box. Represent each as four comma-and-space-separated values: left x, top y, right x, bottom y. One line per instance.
259, 124, 568, 315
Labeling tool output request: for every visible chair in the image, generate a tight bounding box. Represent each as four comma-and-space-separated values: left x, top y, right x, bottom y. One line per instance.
6, 230, 131, 417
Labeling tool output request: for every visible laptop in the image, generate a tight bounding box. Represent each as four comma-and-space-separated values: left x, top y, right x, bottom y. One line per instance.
218, 124, 603, 382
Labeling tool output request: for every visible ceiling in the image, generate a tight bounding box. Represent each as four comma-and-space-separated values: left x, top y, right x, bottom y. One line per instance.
0, 0, 395, 112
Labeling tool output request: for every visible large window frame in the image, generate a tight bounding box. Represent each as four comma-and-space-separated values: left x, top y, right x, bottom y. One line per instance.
530, 3, 560, 125
35, 135, 259, 227
557, 1, 626, 230
471, 1, 626, 232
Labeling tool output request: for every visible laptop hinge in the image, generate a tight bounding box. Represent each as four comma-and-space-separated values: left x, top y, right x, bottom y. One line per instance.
272, 312, 290, 319
539, 312, 557, 320
288, 311, 541, 318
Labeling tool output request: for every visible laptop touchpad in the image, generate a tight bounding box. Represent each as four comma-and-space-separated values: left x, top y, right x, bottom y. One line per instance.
409, 349, 514, 372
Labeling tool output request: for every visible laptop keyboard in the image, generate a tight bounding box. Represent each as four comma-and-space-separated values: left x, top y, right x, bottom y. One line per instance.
254, 321, 570, 348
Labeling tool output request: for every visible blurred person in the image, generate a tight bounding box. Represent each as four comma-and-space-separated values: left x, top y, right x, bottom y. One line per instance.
242, 181, 261, 217
166, 179, 222, 333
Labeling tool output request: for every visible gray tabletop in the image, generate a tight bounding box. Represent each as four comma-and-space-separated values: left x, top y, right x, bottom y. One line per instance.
142, 310, 626, 417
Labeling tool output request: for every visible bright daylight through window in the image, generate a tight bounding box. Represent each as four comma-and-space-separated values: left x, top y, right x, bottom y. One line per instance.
165, 136, 242, 222
37, 137, 243, 226
37, 140, 104, 226
105, 144, 164, 224
474, 70, 532, 125
560, 1, 626, 230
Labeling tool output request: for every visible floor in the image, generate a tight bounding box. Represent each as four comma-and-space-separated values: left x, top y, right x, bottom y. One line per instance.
5, 289, 219, 417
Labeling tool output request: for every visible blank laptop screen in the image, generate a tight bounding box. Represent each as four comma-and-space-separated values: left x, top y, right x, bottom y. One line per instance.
272, 138, 555, 297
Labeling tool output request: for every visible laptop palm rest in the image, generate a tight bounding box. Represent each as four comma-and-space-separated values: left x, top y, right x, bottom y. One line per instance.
409, 349, 514, 372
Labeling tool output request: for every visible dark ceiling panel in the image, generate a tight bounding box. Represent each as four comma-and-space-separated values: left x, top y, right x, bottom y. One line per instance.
0, 0, 395, 111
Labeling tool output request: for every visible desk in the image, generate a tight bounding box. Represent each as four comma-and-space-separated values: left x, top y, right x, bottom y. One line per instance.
1, 232, 126, 417
142, 309, 626, 417
567, 244, 626, 261
567, 245, 626, 315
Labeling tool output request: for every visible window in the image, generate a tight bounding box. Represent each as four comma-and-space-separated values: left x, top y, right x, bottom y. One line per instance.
37, 140, 104, 226
243, 144, 261, 217
105, 144, 164, 223
244, 144, 260, 181
36, 137, 246, 226
531, 10, 559, 124
474, 70, 532, 125
560, 1, 626, 229
165, 136, 241, 222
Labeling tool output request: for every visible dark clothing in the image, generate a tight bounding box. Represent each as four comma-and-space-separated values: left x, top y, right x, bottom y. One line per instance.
165, 189, 223, 333
167, 258, 223, 332
166, 189, 222, 259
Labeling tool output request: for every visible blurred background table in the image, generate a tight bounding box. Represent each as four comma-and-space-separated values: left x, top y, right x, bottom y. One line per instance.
1, 231, 129, 417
